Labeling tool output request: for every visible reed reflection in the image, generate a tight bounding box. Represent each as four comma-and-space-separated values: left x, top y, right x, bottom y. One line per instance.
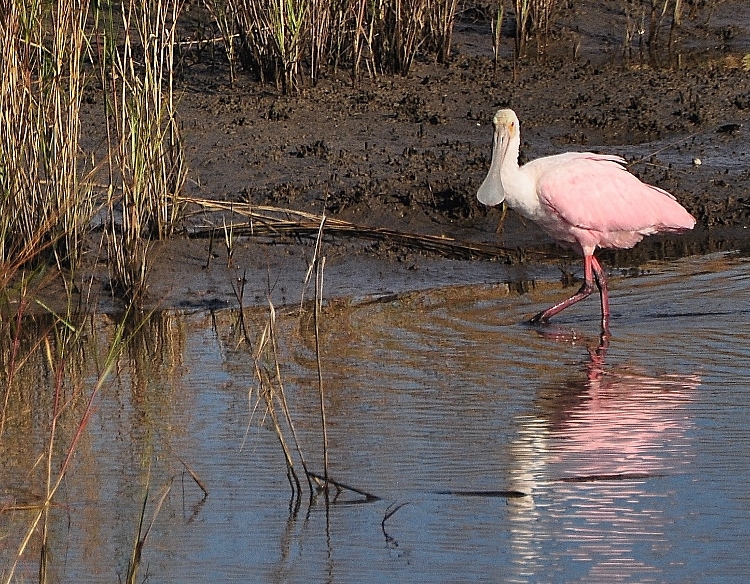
510, 330, 700, 581
0, 309, 202, 581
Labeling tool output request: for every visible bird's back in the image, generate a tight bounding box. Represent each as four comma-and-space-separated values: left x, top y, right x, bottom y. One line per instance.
524, 153, 695, 252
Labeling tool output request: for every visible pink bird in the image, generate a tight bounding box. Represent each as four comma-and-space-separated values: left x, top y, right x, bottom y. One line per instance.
478, 109, 695, 331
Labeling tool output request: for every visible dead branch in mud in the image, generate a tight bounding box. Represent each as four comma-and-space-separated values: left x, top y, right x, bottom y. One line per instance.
181, 196, 528, 261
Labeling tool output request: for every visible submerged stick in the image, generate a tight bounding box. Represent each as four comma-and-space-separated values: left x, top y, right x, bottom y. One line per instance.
382, 501, 409, 546
307, 471, 380, 503
173, 452, 210, 498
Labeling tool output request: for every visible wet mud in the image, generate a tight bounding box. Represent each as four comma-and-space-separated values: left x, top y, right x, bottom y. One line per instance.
71, 0, 750, 311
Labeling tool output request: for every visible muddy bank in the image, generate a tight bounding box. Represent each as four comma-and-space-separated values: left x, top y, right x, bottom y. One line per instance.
70, 0, 750, 312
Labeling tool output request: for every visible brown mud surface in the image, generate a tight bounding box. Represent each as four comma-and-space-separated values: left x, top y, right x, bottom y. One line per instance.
72, 1, 750, 313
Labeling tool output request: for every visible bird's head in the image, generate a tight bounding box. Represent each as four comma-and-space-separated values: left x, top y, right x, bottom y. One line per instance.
492, 109, 519, 139
477, 109, 520, 207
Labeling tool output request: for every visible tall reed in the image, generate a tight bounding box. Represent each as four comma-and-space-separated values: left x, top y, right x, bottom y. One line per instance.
99, 0, 187, 305
513, 0, 562, 59
0, 0, 94, 283
222, 0, 457, 92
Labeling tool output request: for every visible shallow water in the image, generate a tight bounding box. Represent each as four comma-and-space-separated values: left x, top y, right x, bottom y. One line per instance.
2, 252, 750, 583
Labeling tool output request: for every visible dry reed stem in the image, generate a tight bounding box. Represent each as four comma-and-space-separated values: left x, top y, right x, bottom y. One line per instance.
308, 216, 330, 492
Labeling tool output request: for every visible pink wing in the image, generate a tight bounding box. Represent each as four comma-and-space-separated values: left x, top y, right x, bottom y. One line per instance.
532, 154, 695, 235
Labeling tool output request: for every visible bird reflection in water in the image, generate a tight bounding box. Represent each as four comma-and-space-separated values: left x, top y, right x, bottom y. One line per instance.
508, 330, 700, 580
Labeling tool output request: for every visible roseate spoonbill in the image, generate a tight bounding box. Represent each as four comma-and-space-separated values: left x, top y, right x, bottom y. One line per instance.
477, 109, 695, 330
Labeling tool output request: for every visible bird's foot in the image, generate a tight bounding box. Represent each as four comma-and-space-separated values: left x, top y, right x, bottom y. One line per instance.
528, 311, 550, 325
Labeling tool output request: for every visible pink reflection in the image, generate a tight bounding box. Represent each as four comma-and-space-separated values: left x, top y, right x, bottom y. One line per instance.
509, 331, 701, 581
543, 332, 699, 480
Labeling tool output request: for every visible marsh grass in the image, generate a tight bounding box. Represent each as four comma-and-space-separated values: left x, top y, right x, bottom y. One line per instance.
99, 0, 188, 306
219, 0, 463, 92
426, 0, 460, 63
203, 0, 238, 83
0, 1, 95, 282
1, 0, 187, 307
622, 0, 693, 64
231, 0, 310, 92
512, 0, 564, 59
0, 302, 203, 580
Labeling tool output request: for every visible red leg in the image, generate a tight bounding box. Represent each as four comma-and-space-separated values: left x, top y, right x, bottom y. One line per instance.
590, 255, 610, 332
530, 254, 610, 331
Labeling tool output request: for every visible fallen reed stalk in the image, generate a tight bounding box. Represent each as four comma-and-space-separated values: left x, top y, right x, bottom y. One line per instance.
183, 197, 519, 261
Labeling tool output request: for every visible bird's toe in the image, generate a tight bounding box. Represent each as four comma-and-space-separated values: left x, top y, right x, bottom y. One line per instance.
528, 313, 549, 326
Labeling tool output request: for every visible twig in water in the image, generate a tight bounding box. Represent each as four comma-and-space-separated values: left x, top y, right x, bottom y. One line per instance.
310, 215, 330, 493
382, 501, 410, 546
173, 452, 209, 499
